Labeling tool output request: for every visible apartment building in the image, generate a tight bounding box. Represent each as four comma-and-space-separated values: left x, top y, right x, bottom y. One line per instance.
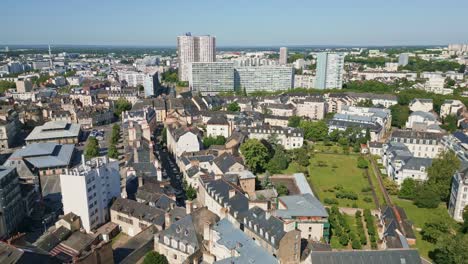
390, 130, 444, 158
246, 125, 304, 150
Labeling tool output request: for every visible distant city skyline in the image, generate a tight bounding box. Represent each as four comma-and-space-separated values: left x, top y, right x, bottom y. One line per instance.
1, 0, 468, 46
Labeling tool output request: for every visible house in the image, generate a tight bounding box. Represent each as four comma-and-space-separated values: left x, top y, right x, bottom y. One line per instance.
246, 125, 304, 150
25, 121, 81, 144
264, 115, 289, 127
292, 96, 327, 120
390, 130, 443, 158
110, 197, 166, 236
405, 111, 443, 133
440, 99, 465, 119
0, 107, 21, 149
206, 115, 231, 138
260, 103, 295, 117
409, 98, 433, 112
380, 206, 416, 248
167, 125, 202, 159
154, 207, 219, 264
448, 167, 468, 222
211, 153, 245, 176
274, 194, 329, 241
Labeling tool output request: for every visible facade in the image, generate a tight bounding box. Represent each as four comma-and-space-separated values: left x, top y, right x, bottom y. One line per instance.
177, 34, 216, 81
206, 116, 231, 138
25, 121, 81, 144
409, 98, 433, 112
246, 125, 303, 150
110, 198, 165, 236
0, 109, 21, 149
279, 47, 288, 65
118, 71, 145, 87
405, 111, 442, 133
143, 72, 160, 97
60, 157, 121, 232
390, 130, 443, 159
440, 99, 465, 119
0, 167, 25, 239
448, 167, 468, 222
293, 96, 327, 120
15, 79, 33, 93
234, 65, 294, 93
294, 74, 315, 89
315, 52, 344, 89
189, 62, 234, 95
398, 53, 410, 66
166, 126, 201, 159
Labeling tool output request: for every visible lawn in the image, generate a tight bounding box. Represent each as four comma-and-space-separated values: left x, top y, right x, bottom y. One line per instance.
313, 142, 345, 154
306, 153, 376, 209
391, 196, 460, 259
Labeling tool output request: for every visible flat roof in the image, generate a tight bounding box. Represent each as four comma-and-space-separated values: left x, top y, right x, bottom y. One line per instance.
25, 121, 80, 141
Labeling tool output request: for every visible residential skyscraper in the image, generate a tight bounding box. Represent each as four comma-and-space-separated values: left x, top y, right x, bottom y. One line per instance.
234, 65, 294, 93
60, 157, 121, 232
177, 33, 216, 81
398, 53, 410, 66
315, 52, 344, 89
279, 47, 288, 65
143, 72, 161, 97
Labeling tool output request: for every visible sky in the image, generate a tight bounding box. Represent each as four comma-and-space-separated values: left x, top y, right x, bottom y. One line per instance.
1, 0, 468, 46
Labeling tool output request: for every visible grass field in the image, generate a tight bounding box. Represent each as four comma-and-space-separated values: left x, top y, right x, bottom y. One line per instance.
391, 196, 460, 259
306, 153, 376, 209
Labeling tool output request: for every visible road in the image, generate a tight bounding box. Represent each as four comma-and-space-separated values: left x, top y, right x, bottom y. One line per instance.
153, 126, 185, 205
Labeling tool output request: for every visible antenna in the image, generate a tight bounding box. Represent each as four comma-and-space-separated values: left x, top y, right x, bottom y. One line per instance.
48, 44, 53, 69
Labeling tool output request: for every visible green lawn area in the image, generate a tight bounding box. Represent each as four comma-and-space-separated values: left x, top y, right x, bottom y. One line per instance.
391, 196, 460, 259
306, 153, 376, 209
313, 142, 345, 154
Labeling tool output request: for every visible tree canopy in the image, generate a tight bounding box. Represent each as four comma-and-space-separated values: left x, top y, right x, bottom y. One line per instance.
114, 97, 132, 117
227, 102, 241, 112
240, 139, 270, 173
85, 137, 100, 159
427, 151, 460, 202
299, 120, 328, 141
142, 251, 169, 264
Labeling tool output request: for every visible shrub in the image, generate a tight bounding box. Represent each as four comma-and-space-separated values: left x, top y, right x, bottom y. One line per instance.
361, 187, 372, 193
324, 198, 339, 205
357, 157, 369, 169
336, 190, 358, 200
363, 197, 373, 203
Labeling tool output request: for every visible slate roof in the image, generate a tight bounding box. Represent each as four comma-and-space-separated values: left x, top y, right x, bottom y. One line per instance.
34, 226, 72, 252
111, 198, 165, 226
212, 219, 278, 264
391, 130, 443, 140
0, 166, 15, 179
275, 193, 328, 219
207, 115, 229, 125
9, 143, 75, 169
212, 153, 243, 174
239, 206, 286, 248
168, 125, 201, 142
409, 111, 437, 121
309, 249, 421, 264
25, 121, 80, 141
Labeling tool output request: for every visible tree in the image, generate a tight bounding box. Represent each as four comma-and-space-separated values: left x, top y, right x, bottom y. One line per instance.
111, 124, 120, 144
299, 120, 328, 141
427, 151, 460, 202
143, 251, 169, 264
161, 127, 167, 145
414, 185, 440, 208
185, 184, 197, 201
203, 136, 226, 148
421, 220, 450, 243
382, 177, 399, 195
357, 157, 369, 169
390, 104, 410, 128
441, 115, 458, 133
266, 147, 289, 174
356, 99, 374, 107
0, 80, 16, 92
114, 97, 132, 117
85, 137, 100, 159
227, 102, 240, 112
108, 144, 119, 159
398, 178, 417, 200
288, 116, 301, 128
430, 234, 468, 264
290, 147, 310, 167
240, 139, 270, 173
275, 184, 289, 196
462, 206, 468, 234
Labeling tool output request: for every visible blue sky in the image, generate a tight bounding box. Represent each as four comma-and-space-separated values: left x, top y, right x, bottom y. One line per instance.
1, 0, 467, 46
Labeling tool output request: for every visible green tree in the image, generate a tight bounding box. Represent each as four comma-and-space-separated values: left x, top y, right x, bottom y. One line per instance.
356, 99, 374, 107
185, 184, 197, 201
266, 147, 289, 174
203, 136, 226, 148
114, 97, 132, 117
414, 185, 441, 208
382, 177, 399, 195
275, 184, 289, 196
290, 147, 310, 167
143, 251, 169, 264
227, 102, 240, 112
111, 124, 120, 144
161, 127, 167, 145
390, 104, 410, 128
462, 206, 468, 234
288, 116, 301, 127
240, 139, 270, 173
421, 220, 450, 244
0, 80, 16, 92
85, 137, 100, 159
427, 151, 460, 202
441, 115, 458, 133
108, 144, 119, 159
357, 157, 369, 169
299, 120, 328, 141
430, 234, 468, 264
398, 178, 417, 200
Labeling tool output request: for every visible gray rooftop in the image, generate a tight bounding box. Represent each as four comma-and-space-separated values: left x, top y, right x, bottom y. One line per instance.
9, 143, 75, 168
213, 219, 278, 264
25, 121, 80, 141
0, 166, 15, 179
275, 193, 328, 218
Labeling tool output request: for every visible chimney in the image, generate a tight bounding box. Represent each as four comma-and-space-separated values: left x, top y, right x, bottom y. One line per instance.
229, 189, 236, 199
186, 200, 193, 215
138, 175, 144, 187
165, 212, 171, 228
215, 174, 222, 180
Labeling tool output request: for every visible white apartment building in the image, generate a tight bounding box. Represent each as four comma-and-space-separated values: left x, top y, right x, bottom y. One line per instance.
206, 116, 230, 138
118, 71, 145, 87
188, 62, 234, 95
279, 47, 288, 65
355, 71, 418, 82
234, 65, 294, 93
60, 157, 121, 232
246, 125, 303, 150
409, 98, 433, 112
177, 34, 216, 81
294, 74, 315, 89
390, 130, 443, 159
448, 168, 468, 222
440, 99, 465, 119
292, 97, 327, 120
315, 52, 344, 89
